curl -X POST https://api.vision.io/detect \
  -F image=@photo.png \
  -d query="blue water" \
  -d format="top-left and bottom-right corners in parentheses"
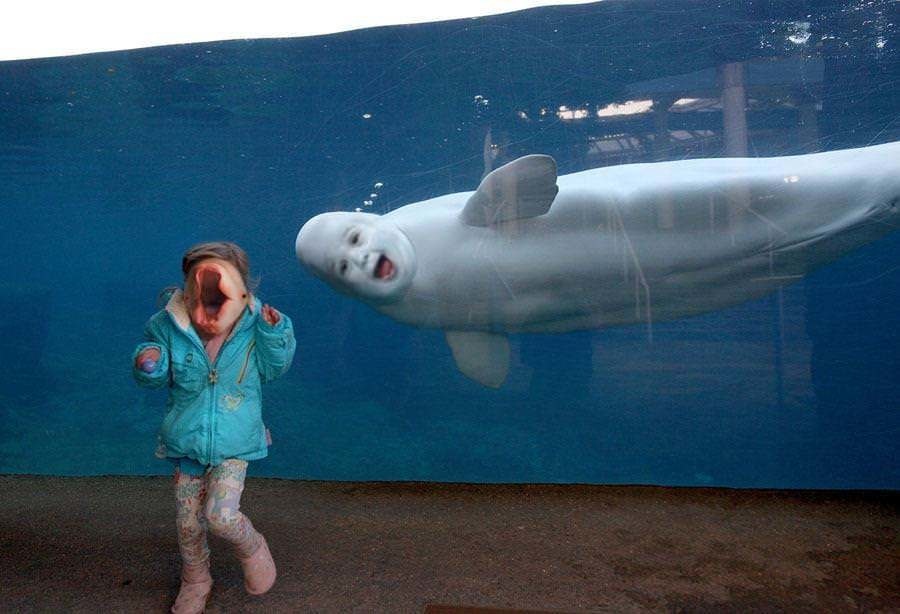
top-left (1, 1), bottom-right (898, 488)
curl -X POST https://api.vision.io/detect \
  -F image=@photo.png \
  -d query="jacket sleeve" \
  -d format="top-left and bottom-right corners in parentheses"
top-left (255, 311), bottom-right (296, 384)
top-left (132, 312), bottom-right (171, 389)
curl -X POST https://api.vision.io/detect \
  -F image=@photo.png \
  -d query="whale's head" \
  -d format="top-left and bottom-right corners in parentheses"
top-left (295, 211), bottom-right (417, 304)
top-left (183, 257), bottom-right (250, 337)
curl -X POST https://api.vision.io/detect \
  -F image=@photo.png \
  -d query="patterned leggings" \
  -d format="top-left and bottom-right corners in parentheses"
top-left (174, 459), bottom-right (262, 566)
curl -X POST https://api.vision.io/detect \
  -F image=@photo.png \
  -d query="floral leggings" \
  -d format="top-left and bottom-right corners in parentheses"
top-left (174, 459), bottom-right (262, 566)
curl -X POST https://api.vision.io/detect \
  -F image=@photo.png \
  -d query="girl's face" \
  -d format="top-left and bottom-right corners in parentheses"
top-left (184, 257), bottom-right (250, 336)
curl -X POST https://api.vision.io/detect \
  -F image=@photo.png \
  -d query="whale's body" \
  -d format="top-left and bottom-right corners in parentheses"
top-left (296, 142), bottom-right (900, 387)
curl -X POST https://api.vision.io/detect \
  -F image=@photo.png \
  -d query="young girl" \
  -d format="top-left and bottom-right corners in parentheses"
top-left (132, 242), bottom-right (296, 613)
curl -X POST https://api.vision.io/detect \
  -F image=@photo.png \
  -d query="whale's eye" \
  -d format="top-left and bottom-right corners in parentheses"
top-left (339, 260), bottom-right (349, 276)
top-left (349, 231), bottom-right (360, 246)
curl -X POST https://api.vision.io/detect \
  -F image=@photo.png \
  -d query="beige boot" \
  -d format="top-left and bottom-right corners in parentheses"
top-left (239, 534), bottom-right (276, 595)
top-left (171, 560), bottom-right (213, 614)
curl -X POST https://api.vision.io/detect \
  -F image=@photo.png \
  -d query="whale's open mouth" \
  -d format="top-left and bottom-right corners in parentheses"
top-left (374, 254), bottom-right (395, 280)
top-left (197, 268), bottom-right (228, 321)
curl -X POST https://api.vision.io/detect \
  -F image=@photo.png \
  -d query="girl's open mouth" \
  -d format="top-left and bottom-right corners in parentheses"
top-left (374, 254), bottom-right (395, 280)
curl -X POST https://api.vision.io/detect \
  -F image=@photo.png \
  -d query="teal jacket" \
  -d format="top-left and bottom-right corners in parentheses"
top-left (132, 289), bottom-right (296, 466)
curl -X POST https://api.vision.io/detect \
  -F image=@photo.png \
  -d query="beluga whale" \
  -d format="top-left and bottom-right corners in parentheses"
top-left (295, 141), bottom-right (900, 388)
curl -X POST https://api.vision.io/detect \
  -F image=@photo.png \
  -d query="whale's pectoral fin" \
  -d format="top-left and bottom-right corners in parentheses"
top-left (445, 331), bottom-right (510, 388)
top-left (460, 154), bottom-right (559, 227)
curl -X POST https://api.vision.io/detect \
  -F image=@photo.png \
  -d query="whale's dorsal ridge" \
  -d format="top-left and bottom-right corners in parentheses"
top-left (460, 154), bottom-right (559, 227)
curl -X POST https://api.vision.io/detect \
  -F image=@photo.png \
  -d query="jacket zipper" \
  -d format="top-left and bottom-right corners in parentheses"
top-left (208, 369), bottom-right (217, 463)
top-left (206, 312), bottom-right (248, 463)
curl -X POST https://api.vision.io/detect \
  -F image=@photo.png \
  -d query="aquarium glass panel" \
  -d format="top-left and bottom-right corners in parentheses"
top-left (1, 1), bottom-right (898, 488)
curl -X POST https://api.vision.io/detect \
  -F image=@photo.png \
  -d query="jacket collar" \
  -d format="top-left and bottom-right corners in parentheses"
top-left (165, 288), bottom-right (259, 333)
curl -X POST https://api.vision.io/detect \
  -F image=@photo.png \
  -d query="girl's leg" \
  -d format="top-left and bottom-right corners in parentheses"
top-left (202, 459), bottom-right (259, 556)
top-left (174, 468), bottom-right (211, 566)
top-left (204, 459), bottom-right (276, 594)
top-left (172, 469), bottom-right (213, 613)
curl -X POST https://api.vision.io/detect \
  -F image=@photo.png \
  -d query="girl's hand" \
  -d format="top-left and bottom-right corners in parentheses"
top-left (261, 304), bottom-right (281, 326)
top-left (135, 347), bottom-right (161, 372)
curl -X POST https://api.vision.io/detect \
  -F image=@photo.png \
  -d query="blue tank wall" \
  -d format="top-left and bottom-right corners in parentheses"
top-left (0, 0), bottom-right (897, 488)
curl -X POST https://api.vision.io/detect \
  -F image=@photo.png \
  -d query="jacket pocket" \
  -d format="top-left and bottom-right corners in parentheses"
top-left (236, 340), bottom-right (256, 385)
top-left (217, 406), bottom-right (265, 459)
top-left (170, 351), bottom-right (206, 393)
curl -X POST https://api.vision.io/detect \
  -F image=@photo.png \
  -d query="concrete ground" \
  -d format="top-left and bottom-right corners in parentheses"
top-left (0, 475), bottom-right (897, 613)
